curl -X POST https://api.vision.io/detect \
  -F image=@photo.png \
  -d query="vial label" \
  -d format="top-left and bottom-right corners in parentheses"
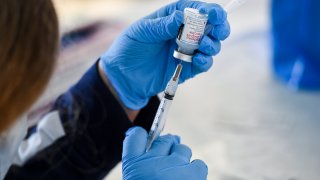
top-left (180, 8), bottom-right (208, 45)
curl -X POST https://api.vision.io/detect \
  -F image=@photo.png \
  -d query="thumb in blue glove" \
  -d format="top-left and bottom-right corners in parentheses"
top-left (101, 1), bottom-right (230, 110)
top-left (122, 127), bottom-right (208, 180)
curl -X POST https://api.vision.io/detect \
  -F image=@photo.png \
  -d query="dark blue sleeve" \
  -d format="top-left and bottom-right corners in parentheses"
top-left (5, 61), bottom-right (160, 180)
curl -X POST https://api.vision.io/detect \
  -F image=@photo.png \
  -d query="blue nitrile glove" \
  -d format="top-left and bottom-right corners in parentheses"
top-left (100, 0), bottom-right (230, 110)
top-left (122, 127), bottom-right (208, 180)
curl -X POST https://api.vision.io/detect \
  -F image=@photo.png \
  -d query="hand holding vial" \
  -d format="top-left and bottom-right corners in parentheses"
top-left (173, 0), bottom-right (247, 62)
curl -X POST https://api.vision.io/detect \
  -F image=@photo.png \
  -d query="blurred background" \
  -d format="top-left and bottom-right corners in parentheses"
top-left (32, 0), bottom-right (320, 179)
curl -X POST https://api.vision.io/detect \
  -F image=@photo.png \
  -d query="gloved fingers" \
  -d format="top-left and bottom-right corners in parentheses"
top-left (140, 1), bottom-right (229, 42)
top-left (176, 1), bottom-right (209, 13)
top-left (198, 36), bottom-right (221, 56)
top-left (177, 54), bottom-right (213, 82)
top-left (122, 127), bottom-right (148, 160)
top-left (209, 21), bottom-right (231, 41)
top-left (148, 134), bottom-right (180, 156)
top-left (199, 3), bottom-right (227, 25)
top-left (187, 159), bottom-right (209, 179)
top-left (146, 1), bottom-right (207, 19)
top-left (170, 144), bottom-right (192, 164)
top-left (173, 1), bottom-right (227, 25)
top-left (192, 53), bottom-right (214, 74)
top-left (131, 10), bottom-right (183, 43)
top-left (146, 0), bottom-right (208, 18)
top-left (171, 159), bottom-right (208, 180)
top-left (146, 1), bottom-right (227, 24)
top-left (180, 2), bottom-right (230, 40)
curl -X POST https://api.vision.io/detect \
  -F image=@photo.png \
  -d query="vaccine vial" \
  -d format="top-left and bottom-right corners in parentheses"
top-left (173, 8), bottom-right (208, 62)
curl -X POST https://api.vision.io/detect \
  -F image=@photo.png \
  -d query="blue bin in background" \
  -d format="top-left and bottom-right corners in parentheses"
top-left (271, 0), bottom-right (320, 90)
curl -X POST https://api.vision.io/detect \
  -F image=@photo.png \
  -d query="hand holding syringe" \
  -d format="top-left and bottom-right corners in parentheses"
top-left (145, 0), bottom-right (247, 152)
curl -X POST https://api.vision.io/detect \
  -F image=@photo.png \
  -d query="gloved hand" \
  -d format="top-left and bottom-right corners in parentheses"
top-left (100, 0), bottom-right (231, 110)
top-left (122, 127), bottom-right (208, 180)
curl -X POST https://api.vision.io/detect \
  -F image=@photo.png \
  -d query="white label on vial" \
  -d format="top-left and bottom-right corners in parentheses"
top-left (180, 8), bottom-right (208, 45)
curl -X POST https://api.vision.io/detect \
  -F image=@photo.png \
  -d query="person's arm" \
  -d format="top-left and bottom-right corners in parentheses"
top-left (97, 60), bottom-right (140, 121)
top-left (5, 61), bottom-right (159, 180)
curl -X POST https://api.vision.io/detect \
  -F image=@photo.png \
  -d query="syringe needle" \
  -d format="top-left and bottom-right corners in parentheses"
top-left (173, 64), bottom-right (182, 82)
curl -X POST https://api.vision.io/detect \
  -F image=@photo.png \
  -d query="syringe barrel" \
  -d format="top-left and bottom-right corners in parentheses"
top-left (145, 97), bottom-right (173, 151)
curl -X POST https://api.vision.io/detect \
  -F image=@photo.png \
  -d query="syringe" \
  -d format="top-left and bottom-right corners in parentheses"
top-left (145, 0), bottom-right (246, 151)
top-left (225, 0), bottom-right (247, 13)
top-left (145, 64), bottom-right (182, 152)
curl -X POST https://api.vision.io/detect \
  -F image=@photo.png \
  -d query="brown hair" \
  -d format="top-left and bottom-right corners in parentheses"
top-left (0, 0), bottom-right (59, 132)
